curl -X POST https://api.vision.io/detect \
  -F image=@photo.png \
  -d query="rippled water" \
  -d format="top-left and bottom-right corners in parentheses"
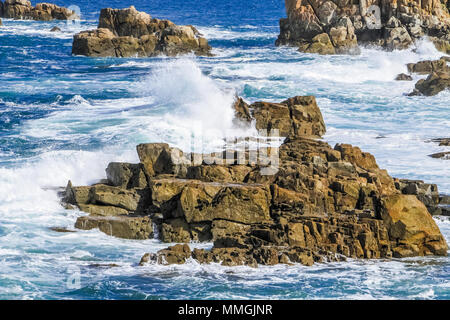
top-left (0, 0), bottom-right (449, 299)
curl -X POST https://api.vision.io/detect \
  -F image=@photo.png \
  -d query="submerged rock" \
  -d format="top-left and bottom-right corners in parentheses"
top-left (0, 1), bottom-right (79, 20)
top-left (62, 95), bottom-right (448, 267)
top-left (277, 0), bottom-right (450, 54)
top-left (72, 6), bottom-right (211, 58)
top-left (233, 95), bottom-right (326, 138)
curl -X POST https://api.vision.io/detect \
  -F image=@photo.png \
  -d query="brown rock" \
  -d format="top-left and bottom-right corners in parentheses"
top-left (381, 195), bottom-right (448, 257)
top-left (72, 6), bottom-right (211, 58)
top-left (75, 215), bottom-right (153, 239)
top-left (249, 95), bottom-right (326, 138)
top-left (395, 73), bottom-right (413, 81)
top-left (407, 59), bottom-right (448, 75)
top-left (155, 244), bottom-right (191, 265)
top-left (1, 1), bottom-right (78, 20)
top-left (413, 71), bottom-right (450, 96)
top-left (277, 0), bottom-right (450, 54)
top-left (106, 162), bottom-right (147, 189)
top-left (428, 151), bottom-right (450, 160)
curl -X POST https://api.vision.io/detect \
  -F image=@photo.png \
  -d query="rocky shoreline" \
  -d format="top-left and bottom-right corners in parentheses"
top-left (60, 95), bottom-right (448, 268)
top-left (277, 0), bottom-right (450, 54)
top-left (0, 0), bottom-right (78, 21)
top-left (72, 6), bottom-right (212, 58)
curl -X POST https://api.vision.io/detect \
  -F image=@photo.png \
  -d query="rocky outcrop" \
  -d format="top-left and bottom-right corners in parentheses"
top-left (405, 57), bottom-right (450, 96)
top-left (395, 179), bottom-right (444, 215)
top-left (72, 6), bottom-right (211, 58)
top-left (429, 151), bottom-right (450, 159)
top-left (277, 0), bottom-right (450, 54)
top-left (233, 95), bottom-right (326, 138)
top-left (62, 95), bottom-right (448, 267)
top-left (0, 1), bottom-right (79, 20)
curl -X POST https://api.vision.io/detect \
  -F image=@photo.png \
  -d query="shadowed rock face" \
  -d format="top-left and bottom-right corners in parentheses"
top-left (72, 6), bottom-right (212, 58)
top-left (0, 1), bottom-right (79, 20)
top-left (277, 0), bottom-right (450, 54)
top-left (61, 95), bottom-right (448, 267)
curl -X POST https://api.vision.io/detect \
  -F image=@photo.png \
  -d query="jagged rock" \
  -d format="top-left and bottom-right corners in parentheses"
top-left (234, 96), bottom-right (326, 138)
top-left (277, 0), bottom-right (450, 54)
top-left (300, 33), bottom-right (336, 55)
top-left (0, 18), bottom-right (3, 26)
top-left (49, 227), bottom-right (76, 233)
top-left (413, 71), bottom-right (450, 96)
top-left (75, 215), bottom-right (153, 240)
top-left (395, 179), bottom-right (441, 215)
top-left (405, 58), bottom-right (450, 96)
top-left (62, 95), bottom-right (448, 267)
top-left (381, 195), bottom-right (448, 257)
top-left (50, 26), bottom-right (61, 32)
top-left (72, 6), bottom-right (211, 58)
top-left (395, 73), bottom-right (413, 81)
top-left (0, 1), bottom-right (78, 20)
top-left (430, 137), bottom-right (450, 146)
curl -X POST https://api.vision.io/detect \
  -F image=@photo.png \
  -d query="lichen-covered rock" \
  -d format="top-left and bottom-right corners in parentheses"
top-left (72, 6), bottom-right (211, 58)
top-left (0, 1), bottom-right (79, 20)
top-left (277, 0), bottom-right (450, 54)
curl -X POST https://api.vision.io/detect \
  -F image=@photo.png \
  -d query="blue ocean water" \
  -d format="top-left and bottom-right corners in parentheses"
top-left (0, 0), bottom-right (449, 299)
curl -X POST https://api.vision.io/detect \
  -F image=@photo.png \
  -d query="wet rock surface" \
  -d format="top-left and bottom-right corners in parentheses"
top-left (277, 0), bottom-right (450, 54)
top-left (72, 6), bottom-right (212, 58)
top-left (61, 95), bottom-right (448, 267)
top-left (0, 1), bottom-right (79, 20)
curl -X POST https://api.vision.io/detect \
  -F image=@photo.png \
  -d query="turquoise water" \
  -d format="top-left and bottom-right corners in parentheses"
top-left (0, 0), bottom-right (449, 299)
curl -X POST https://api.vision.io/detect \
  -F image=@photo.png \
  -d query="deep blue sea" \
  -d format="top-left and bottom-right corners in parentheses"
top-left (0, 0), bottom-right (449, 299)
